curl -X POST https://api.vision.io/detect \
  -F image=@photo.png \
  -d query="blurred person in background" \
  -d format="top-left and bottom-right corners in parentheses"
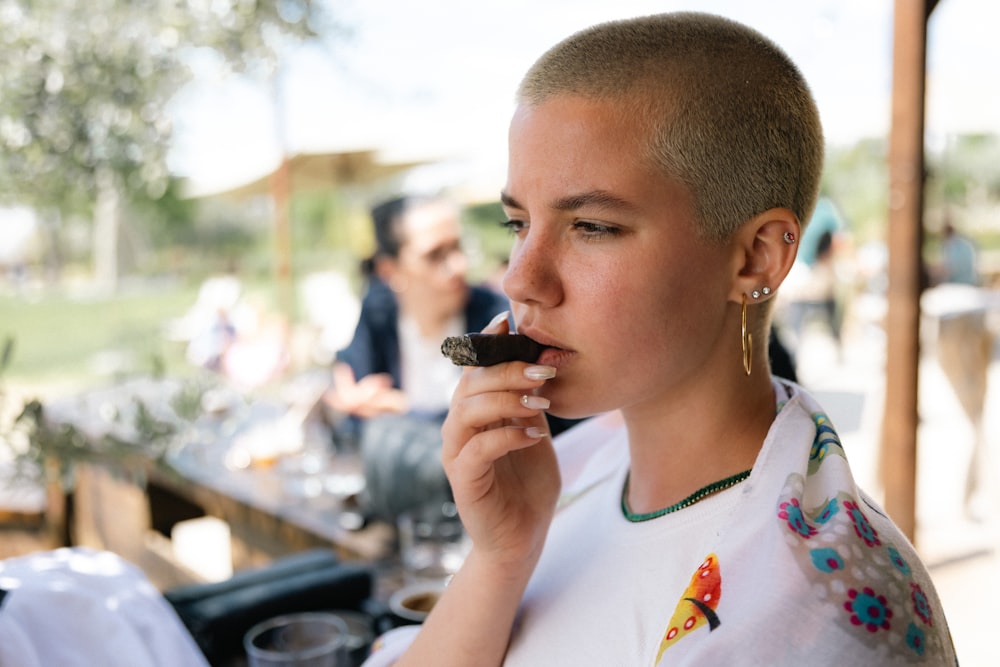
top-left (325, 194), bottom-right (509, 423)
top-left (934, 217), bottom-right (979, 286)
top-left (323, 195), bottom-right (513, 522)
top-left (924, 215), bottom-right (994, 519)
top-left (777, 197), bottom-right (848, 359)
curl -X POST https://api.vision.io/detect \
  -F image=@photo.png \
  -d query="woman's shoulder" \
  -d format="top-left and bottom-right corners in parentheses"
top-left (755, 382), bottom-right (957, 664)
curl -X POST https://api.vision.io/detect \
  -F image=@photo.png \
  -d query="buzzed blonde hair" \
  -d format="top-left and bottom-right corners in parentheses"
top-left (517, 12), bottom-right (824, 242)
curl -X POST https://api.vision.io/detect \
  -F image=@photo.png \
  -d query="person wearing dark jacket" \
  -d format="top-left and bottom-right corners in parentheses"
top-left (327, 195), bottom-right (510, 421)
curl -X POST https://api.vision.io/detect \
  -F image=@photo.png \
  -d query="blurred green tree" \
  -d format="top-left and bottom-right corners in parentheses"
top-left (0, 0), bottom-right (339, 289)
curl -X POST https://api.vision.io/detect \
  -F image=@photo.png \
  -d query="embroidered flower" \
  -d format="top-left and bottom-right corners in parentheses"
top-left (809, 547), bottom-right (844, 573)
top-left (778, 497), bottom-right (817, 538)
top-left (843, 500), bottom-right (880, 547)
top-left (814, 498), bottom-right (839, 524)
top-left (888, 546), bottom-right (911, 576)
top-left (844, 587), bottom-right (892, 632)
top-left (906, 622), bottom-right (926, 656)
top-left (911, 583), bottom-right (932, 625)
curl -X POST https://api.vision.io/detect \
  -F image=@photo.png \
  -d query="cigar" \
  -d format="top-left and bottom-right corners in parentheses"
top-left (441, 333), bottom-right (547, 366)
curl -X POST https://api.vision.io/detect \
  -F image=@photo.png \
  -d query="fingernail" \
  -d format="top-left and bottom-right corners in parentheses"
top-left (520, 394), bottom-right (550, 410)
top-left (486, 310), bottom-right (510, 329)
top-left (524, 426), bottom-right (548, 439)
top-left (524, 365), bottom-right (556, 380)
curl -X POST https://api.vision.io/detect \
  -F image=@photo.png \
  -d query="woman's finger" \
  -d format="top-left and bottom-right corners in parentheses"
top-left (453, 361), bottom-right (556, 402)
top-left (444, 424), bottom-right (549, 497)
top-left (442, 390), bottom-right (550, 459)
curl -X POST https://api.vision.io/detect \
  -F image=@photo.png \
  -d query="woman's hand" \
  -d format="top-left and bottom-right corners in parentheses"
top-left (396, 315), bottom-right (562, 667)
top-left (440, 316), bottom-right (561, 572)
top-left (324, 363), bottom-right (408, 418)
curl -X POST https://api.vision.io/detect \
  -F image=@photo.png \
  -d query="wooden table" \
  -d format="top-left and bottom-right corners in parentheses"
top-left (37, 377), bottom-right (394, 590)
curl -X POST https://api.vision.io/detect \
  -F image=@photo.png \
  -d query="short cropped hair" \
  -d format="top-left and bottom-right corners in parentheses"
top-left (517, 12), bottom-right (824, 242)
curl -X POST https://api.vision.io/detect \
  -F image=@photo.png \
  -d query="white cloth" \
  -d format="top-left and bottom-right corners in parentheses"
top-left (0, 547), bottom-right (210, 667)
top-left (397, 314), bottom-right (464, 414)
top-left (365, 381), bottom-right (957, 666)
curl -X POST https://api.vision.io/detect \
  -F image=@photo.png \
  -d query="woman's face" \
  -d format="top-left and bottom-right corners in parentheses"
top-left (391, 200), bottom-right (470, 319)
top-left (501, 96), bottom-right (737, 419)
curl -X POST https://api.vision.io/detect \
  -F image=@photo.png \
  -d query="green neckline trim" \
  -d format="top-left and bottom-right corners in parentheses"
top-left (621, 468), bottom-right (753, 522)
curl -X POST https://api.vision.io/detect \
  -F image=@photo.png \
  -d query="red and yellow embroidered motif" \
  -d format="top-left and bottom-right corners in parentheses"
top-left (655, 553), bottom-right (722, 662)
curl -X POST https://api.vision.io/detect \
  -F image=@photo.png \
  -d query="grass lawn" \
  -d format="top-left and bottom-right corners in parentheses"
top-left (0, 282), bottom-right (201, 399)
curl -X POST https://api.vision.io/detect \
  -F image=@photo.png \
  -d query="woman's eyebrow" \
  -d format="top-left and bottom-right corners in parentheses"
top-left (551, 190), bottom-right (636, 213)
top-left (499, 191), bottom-right (521, 209)
top-left (500, 189), bottom-right (637, 213)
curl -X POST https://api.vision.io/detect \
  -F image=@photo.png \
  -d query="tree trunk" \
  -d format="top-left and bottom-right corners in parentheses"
top-left (93, 166), bottom-right (121, 293)
top-left (39, 208), bottom-right (64, 286)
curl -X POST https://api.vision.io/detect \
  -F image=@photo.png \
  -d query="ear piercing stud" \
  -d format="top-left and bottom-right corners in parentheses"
top-left (783, 231), bottom-right (796, 245)
top-left (751, 287), bottom-right (771, 299)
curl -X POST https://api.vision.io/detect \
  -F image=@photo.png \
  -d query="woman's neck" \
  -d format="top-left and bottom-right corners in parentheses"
top-left (401, 307), bottom-right (456, 341)
top-left (621, 374), bottom-right (776, 515)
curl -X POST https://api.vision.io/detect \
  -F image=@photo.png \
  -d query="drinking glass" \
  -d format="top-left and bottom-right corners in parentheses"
top-left (244, 612), bottom-right (350, 667)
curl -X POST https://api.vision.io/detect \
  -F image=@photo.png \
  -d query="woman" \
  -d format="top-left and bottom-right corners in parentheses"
top-left (325, 196), bottom-right (512, 520)
top-left (370, 12), bottom-right (955, 666)
top-left (328, 195), bottom-right (509, 421)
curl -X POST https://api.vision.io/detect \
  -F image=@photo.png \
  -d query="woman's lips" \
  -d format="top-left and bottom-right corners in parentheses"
top-left (517, 329), bottom-right (573, 368)
top-left (535, 346), bottom-right (573, 368)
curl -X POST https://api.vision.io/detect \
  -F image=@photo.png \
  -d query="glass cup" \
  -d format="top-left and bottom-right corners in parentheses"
top-left (244, 612), bottom-right (350, 667)
top-left (389, 581), bottom-right (447, 625)
top-left (396, 502), bottom-right (470, 585)
top-left (327, 610), bottom-right (375, 667)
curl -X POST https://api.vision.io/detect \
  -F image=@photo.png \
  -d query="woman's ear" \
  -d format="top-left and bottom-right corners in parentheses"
top-left (729, 207), bottom-right (801, 303)
top-left (375, 256), bottom-right (407, 293)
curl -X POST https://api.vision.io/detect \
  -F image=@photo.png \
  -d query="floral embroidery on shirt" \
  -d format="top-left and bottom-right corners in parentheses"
top-left (778, 497), bottom-right (817, 537)
top-left (911, 583), bottom-right (933, 626)
top-left (907, 623), bottom-right (928, 656)
top-left (844, 586), bottom-right (893, 632)
top-left (889, 546), bottom-right (912, 576)
top-left (774, 412), bottom-right (950, 662)
top-left (843, 500), bottom-right (881, 547)
top-left (810, 547), bottom-right (845, 573)
top-left (814, 497), bottom-right (839, 524)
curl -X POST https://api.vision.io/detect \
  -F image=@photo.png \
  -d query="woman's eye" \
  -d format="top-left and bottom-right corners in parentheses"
top-left (574, 221), bottom-right (618, 239)
top-left (501, 219), bottom-right (526, 234)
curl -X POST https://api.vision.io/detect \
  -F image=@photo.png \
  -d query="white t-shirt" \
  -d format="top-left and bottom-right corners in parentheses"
top-left (398, 315), bottom-right (464, 415)
top-left (366, 381), bottom-right (957, 666)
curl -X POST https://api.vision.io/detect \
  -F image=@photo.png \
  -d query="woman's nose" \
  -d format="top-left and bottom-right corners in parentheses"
top-left (434, 247), bottom-right (466, 280)
top-left (501, 231), bottom-right (562, 307)
top-left (448, 248), bottom-right (468, 277)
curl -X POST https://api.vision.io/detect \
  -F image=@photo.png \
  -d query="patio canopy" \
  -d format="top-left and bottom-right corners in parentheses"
top-left (184, 149), bottom-right (425, 200)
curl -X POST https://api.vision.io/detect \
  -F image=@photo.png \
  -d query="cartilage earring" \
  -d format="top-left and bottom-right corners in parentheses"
top-left (751, 289), bottom-right (761, 299)
top-left (741, 293), bottom-right (752, 376)
top-left (762, 286), bottom-right (771, 296)
top-left (783, 231), bottom-right (796, 245)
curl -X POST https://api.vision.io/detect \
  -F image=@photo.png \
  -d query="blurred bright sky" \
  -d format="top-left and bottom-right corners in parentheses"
top-left (166, 0), bottom-right (1000, 198)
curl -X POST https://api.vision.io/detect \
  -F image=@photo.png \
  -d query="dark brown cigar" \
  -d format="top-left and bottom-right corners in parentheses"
top-left (441, 333), bottom-right (547, 366)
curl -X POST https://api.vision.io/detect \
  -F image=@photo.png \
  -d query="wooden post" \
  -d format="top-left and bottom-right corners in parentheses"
top-left (270, 155), bottom-right (295, 322)
top-left (881, 0), bottom-right (938, 543)
top-left (270, 65), bottom-right (295, 325)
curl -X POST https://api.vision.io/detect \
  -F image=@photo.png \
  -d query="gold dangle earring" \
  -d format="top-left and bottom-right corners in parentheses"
top-left (741, 293), bottom-right (752, 376)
